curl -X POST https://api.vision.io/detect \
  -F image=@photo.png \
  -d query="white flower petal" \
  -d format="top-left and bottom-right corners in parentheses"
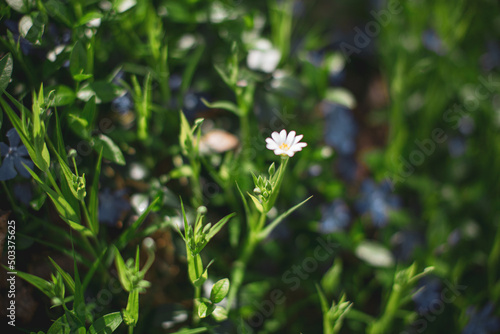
top-left (285, 131), bottom-right (296, 146)
top-left (279, 129), bottom-right (287, 143)
top-left (292, 134), bottom-right (303, 146)
top-left (272, 131), bottom-right (282, 144)
top-left (266, 138), bottom-right (279, 150)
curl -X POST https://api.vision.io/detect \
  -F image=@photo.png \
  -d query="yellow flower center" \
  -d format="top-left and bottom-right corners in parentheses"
top-left (279, 143), bottom-right (289, 150)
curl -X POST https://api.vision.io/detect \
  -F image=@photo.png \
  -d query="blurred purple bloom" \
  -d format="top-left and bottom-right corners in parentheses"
top-left (112, 93), bottom-right (134, 114)
top-left (0, 129), bottom-right (34, 181)
top-left (458, 116), bottom-right (475, 136)
top-left (463, 303), bottom-right (500, 334)
top-left (422, 29), bottom-right (446, 55)
top-left (448, 229), bottom-right (461, 246)
top-left (356, 179), bottom-right (400, 227)
top-left (47, 23), bottom-right (71, 45)
top-left (98, 188), bottom-right (130, 226)
top-left (448, 136), bottom-right (466, 158)
top-left (13, 182), bottom-right (33, 205)
top-left (336, 154), bottom-right (358, 181)
top-left (319, 199), bottom-right (350, 233)
top-left (307, 51), bottom-right (324, 67)
top-left (329, 68), bottom-right (346, 87)
top-left (481, 41), bottom-right (500, 72)
top-left (412, 277), bottom-right (442, 315)
top-left (169, 74), bottom-right (183, 91)
top-left (322, 102), bottom-right (358, 155)
top-left (293, 0), bottom-right (306, 17)
top-left (112, 71), bottom-right (126, 85)
top-left (391, 230), bottom-right (424, 261)
top-left (183, 92), bottom-right (208, 120)
top-left (4, 20), bottom-right (34, 55)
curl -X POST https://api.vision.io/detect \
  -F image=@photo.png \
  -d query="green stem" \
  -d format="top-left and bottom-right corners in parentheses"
top-left (2, 181), bottom-right (22, 215)
top-left (368, 283), bottom-right (402, 334)
top-left (190, 158), bottom-right (203, 207)
top-left (239, 111), bottom-right (251, 162)
top-left (227, 236), bottom-right (257, 310)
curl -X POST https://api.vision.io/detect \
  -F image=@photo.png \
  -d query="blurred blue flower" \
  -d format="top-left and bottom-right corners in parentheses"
top-left (112, 93), bottom-right (134, 114)
top-left (336, 154), bottom-right (358, 182)
top-left (0, 129), bottom-right (34, 181)
top-left (322, 102), bottom-right (358, 155)
top-left (112, 71), bottom-right (126, 85)
top-left (448, 136), bottom-right (466, 158)
top-left (183, 92), bottom-right (209, 120)
top-left (169, 74), bottom-right (183, 91)
top-left (422, 29), bottom-right (447, 55)
top-left (13, 182), bottom-right (33, 205)
top-left (4, 20), bottom-right (34, 56)
top-left (319, 199), bottom-right (351, 233)
top-left (458, 116), bottom-right (475, 136)
top-left (463, 303), bottom-right (500, 334)
top-left (391, 230), bottom-right (424, 261)
top-left (356, 179), bottom-right (400, 227)
top-left (448, 229), bottom-right (461, 246)
top-left (47, 23), bottom-right (71, 46)
top-left (307, 51), bottom-right (324, 67)
top-left (293, 0), bottom-right (306, 17)
top-left (98, 188), bottom-right (130, 226)
top-left (412, 277), bottom-right (442, 315)
top-left (329, 68), bottom-right (346, 87)
top-left (481, 41), bottom-right (500, 72)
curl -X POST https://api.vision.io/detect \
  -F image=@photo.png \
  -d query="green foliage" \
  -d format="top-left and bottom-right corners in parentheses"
top-left (1, 0), bottom-right (499, 333)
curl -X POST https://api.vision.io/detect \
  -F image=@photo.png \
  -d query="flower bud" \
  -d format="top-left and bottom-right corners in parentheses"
top-left (197, 206), bottom-right (207, 215)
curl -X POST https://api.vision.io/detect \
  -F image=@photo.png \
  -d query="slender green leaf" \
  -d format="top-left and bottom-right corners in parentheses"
top-left (113, 247), bottom-right (132, 292)
top-left (115, 196), bottom-right (160, 250)
top-left (258, 196), bottom-right (313, 240)
top-left (180, 43), bottom-right (205, 98)
top-left (48, 257), bottom-right (75, 294)
top-left (5, 266), bottom-right (53, 298)
top-left (206, 213), bottom-right (235, 242)
top-left (247, 193), bottom-right (264, 213)
top-left (23, 163), bottom-right (83, 227)
top-left (73, 252), bottom-right (85, 324)
top-left (88, 147), bottom-right (103, 235)
top-left (201, 98), bottom-right (240, 116)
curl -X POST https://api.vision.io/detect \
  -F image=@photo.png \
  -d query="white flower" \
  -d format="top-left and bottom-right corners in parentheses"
top-left (266, 130), bottom-right (307, 157)
top-left (247, 39), bottom-right (281, 73)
